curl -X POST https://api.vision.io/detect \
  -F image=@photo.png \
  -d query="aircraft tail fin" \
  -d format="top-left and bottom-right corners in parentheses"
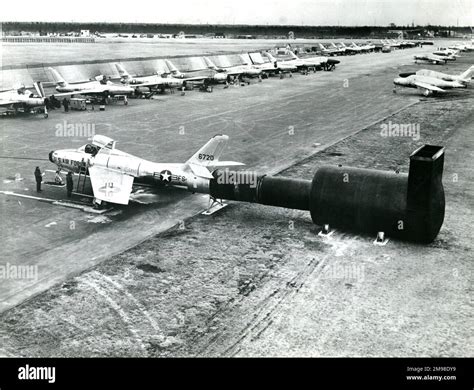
top-left (184, 135), bottom-right (243, 178)
top-left (115, 63), bottom-right (130, 80)
top-left (459, 65), bottom-right (474, 80)
top-left (164, 60), bottom-right (182, 76)
top-left (264, 52), bottom-right (277, 63)
top-left (185, 135), bottom-right (229, 168)
top-left (33, 81), bottom-right (46, 98)
top-left (288, 50), bottom-right (298, 59)
top-left (48, 67), bottom-right (68, 87)
top-left (239, 54), bottom-right (250, 65)
top-left (203, 57), bottom-right (218, 70)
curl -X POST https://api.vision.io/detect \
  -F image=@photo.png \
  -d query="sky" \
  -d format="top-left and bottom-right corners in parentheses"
top-left (0, 0), bottom-right (472, 26)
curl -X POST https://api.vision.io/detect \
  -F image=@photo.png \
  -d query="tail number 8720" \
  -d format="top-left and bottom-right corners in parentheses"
top-left (198, 154), bottom-right (214, 161)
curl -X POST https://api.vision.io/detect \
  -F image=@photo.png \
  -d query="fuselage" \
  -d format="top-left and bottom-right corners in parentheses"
top-left (393, 75), bottom-right (466, 89)
top-left (49, 145), bottom-right (190, 188)
top-left (56, 80), bottom-right (134, 95)
top-left (0, 89), bottom-right (45, 107)
top-left (416, 69), bottom-right (471, 84)
top-left (413, 54), bottom-right (448, 64)
top-left (122, 74), bottom-right (184, 89)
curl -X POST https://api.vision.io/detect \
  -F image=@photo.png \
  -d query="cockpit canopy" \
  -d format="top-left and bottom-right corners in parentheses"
top-left (92, 135), bottom-right (116, 150)
top-left (78, 144), bottom-right (100, 155)
top-left (77, 135), bottom-right (115, 155)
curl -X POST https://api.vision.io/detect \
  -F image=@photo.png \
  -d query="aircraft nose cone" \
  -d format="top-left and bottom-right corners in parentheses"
top-left (399, 72), bottom-right (415, 78)
top-left (49, 151), bottom-right (55, 163)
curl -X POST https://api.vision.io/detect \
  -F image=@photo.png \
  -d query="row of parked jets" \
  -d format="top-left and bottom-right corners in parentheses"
top-left (395, 42), bottom-right (474, 96)
top-left (315, 40), bottom-right (419, 55)
top-left (1, 41), bottom-right (472, 117)
top-left (0, 50), bottom-right (341, 118)
top-left (413, 42), bottom-right (474, 65)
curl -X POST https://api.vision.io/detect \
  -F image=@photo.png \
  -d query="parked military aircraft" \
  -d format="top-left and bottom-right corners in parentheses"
top-left (432, 49), bottom-right (459, 59)
top-left (317, 43), bottom-right (344, 56)
top-left (0, 82), bottom-right (48, 117)
top-left (203, 57), bottom-right (262, 80)
top-left (329, 42), bottom-right (347, 55)
top-left (338, 42), bottom-right (362, 54)
top-left (281, 51), bottom-right (339, 71)
top-left (286, 50), bottom-right (326, 70)
top-left (262, 52), bottom-right (298, 73)
top-left (399, 65), bottom-right (474, 85)
top-left (459, 42), bottom-right (474, 51)
top-left (49, 134), bottom-right (244, 205)
top-left (164, 59), bottom-right (228, 85)
top-left (48, 67), bottom-right (135, 97)
top-left (413, 54), bottom-right (449, 65)
top-left (115, 64), bottom-right (184, 91)
top-left (393, 74), bottom-right (467, 96)
top-left (238, 54), bottom-right (279, 77)
top-left (351, 42), bottom-right (374, 53)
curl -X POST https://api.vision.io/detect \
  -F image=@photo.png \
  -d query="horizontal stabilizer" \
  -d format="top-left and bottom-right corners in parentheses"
top-left (209, 161), bottom-right (245, 167)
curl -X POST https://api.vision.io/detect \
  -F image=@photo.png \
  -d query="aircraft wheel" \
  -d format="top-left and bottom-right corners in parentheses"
top-left (44, 113), bottom-right (49, 118)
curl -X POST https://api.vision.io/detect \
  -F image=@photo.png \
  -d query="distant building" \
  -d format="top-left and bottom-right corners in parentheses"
top-left (80, 30), bottom-right (90, 37)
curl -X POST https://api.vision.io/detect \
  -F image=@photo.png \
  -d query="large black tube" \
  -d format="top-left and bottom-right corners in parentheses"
top-left (309, 167), bottom-right (408, 236)
top-left (308, 145), bottom-right (445, 242)
top-left (258, 176), bottom-right (311, 210)
top-left (208, 145), bottom-right (445, 243)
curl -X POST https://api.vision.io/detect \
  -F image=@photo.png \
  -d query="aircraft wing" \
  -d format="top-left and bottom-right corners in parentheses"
top-left (413, 81), bottom-right (446, 93)
top-left (131, 80), bottom-right (162, 88)
top-left (52, 89), bottom-right (108, 97)
top-left (0, 100), bottom-right (20, 106)
top-left (183, 76), bottom-right (211, 81)
top-left (89, 165), bottom-right (134, 205)
top-left (209, 161), bottom-right (245, 167)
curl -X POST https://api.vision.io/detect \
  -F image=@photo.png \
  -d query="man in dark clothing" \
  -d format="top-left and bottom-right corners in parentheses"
top-left (63, 98), bottom-right (69, 112)
top-left (66, 172), bottom-right (74, 198)
top-left (50, 95), bottom-right (59, 109)
top-left (34, 167), bottom-right (43, 193)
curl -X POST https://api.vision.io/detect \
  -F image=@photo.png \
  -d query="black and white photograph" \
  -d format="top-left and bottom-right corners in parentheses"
top-left (0, 0), bottom-right (472, 386)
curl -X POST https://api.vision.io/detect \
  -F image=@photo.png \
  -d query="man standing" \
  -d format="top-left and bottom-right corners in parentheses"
top-left (66, 172), bottom-right (74, 198)
top-left (63, 98), bottom-right (69, 112)
top-left (34, 167), bottom-right (43, 193)
top-left (54, 169), bottom-right (64, 185)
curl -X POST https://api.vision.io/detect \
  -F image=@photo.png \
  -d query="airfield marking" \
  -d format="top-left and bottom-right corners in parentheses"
top-left (0, 190), bottom-right (105, 213)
